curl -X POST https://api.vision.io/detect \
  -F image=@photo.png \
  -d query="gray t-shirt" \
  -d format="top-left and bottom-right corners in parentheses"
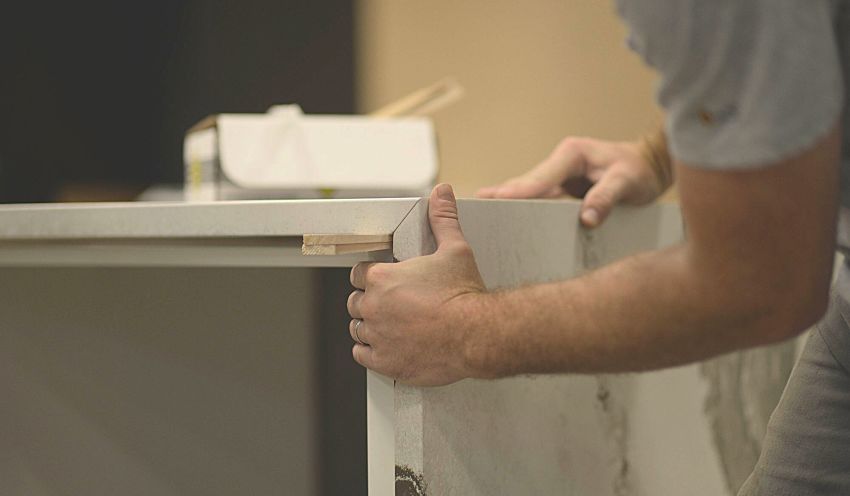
top-left (616, 0), bottom-right (850, 366)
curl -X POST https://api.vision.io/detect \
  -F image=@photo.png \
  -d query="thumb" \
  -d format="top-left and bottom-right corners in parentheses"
top-left (429, 183), bottom-right (467, 248)
top-left (580, 173), bottom-right (628, 228)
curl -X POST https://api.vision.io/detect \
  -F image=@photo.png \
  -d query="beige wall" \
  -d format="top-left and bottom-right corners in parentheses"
top-left (356, 0), bottom-right (662, 197)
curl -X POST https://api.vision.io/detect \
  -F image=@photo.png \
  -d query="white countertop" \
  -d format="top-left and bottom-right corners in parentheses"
top-left (0, 199), bottom-right (421, 267)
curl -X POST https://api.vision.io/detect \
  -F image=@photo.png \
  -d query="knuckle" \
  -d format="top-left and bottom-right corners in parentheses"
top-left (557, 136), bottom-right (577, 151)
top-left (588, 191), bottom-right (611, 206)
top-left (446, 242), bottom-right (474, 258)
top-left (431, 202), bottom-right (459, 219)
top-left (366, 264), bottom-right (383, 281)
top-left (346, 291), bottom-right (361, 314)
top-left (366, 264), bottom-right (390, 285)
top-left (556, 136), bottom-right (584, 155)
top-left (354, 345), bottom-right (377, 369)
top-left (359, 297), bottom-right (375, 318)
top-left (349, 264), bottom-right (361, 286)
top-left (588, 183), bottom-right (617, 205)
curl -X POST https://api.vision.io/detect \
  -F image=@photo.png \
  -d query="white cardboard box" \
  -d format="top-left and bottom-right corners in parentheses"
top-left (183, 105), bottom-right (439, 201)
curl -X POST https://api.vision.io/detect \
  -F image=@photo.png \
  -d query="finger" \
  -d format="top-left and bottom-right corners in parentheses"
top-left (429, 183), bottom-right (467, 248)
top-left (350, 262), bottom-right (376, 289)
top-left (580, 171), bottom-right (630, 228)
top-left (478, 139), bottom-right (588, 200)
top-left (347, 290), bottom-right (365, 318)
top-left (491, 140), bottom-right (588, 199)
top-left (352, 343), bottom-right (376, 369)
top-left (493, 180), bottom-right (561, 199)
top-left (477, 181), bottom-right (555, 199)
top-left (475, 185), bottom-right (499, 198)
top-left (349, 318), bottom-right (369, 345)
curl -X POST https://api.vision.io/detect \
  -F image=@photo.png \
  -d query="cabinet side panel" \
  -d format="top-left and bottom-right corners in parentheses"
top-left (416, 201), bottom-right (740, 495)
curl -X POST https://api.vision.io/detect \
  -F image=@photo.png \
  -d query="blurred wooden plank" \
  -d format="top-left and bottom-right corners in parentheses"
top-left (302, 241), bottom-right (391, 256)
top-left (303, 233), bottom-right (392, 246)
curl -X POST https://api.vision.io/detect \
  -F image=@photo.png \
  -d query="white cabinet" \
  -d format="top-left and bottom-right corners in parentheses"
top-left (0, 198), bottom-right (795, 495)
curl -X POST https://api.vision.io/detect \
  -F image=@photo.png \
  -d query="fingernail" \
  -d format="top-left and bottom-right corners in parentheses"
top-left (581, 208), bottom-right (599, 227)
top-left (436, 183), bottom-right (455, 201)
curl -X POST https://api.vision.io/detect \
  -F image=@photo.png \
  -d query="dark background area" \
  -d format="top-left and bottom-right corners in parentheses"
top-left (0, 2), bottom-right (365, 494)
top-left (0, 1), bottom-right (355, 202)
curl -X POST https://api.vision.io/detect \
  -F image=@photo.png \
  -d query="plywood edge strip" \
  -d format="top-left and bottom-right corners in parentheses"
top-left (302, 242), bottom-right (391, 256)
top-left (303, 233), bottom-right (392, 246)
top-left (301, 233), bottom-right (393, 256)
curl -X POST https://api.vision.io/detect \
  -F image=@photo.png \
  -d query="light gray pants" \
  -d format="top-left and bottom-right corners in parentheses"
top-left (738, 272), bottom-right (850, 495)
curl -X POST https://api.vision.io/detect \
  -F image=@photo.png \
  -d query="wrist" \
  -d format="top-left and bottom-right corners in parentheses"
top-left (455, 290), bottom-right (508, 380)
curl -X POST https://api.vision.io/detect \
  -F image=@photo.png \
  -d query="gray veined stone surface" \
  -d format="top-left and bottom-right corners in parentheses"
top-left (698, 254), bottom-right (844, 495)
top-left (594, 375), bottom-right (635, 496)
top-left (700, 340), bottom-right (797, 494)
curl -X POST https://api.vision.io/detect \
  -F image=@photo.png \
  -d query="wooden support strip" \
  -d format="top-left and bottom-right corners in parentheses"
top-left (302, 233), bottom-right (393, 256)
top-left (303, 233), bottom-right (392, 246)
top-left (302, 241), bottom-right (391, 256)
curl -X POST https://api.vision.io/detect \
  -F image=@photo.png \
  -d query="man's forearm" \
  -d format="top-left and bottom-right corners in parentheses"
top-left (464, 243), bottom-right (795, 378)
top-left (462, 123), bottom-right (840, 379)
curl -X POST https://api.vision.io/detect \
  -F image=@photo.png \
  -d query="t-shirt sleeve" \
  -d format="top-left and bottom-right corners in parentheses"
top-left (617, 0), bottom-right (843, 168)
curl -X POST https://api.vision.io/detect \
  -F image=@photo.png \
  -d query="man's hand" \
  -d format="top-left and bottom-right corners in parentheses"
top-left (476, 136), bottom-right (669, 227)
top-left (347, 183), bottom-right (487, 386)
